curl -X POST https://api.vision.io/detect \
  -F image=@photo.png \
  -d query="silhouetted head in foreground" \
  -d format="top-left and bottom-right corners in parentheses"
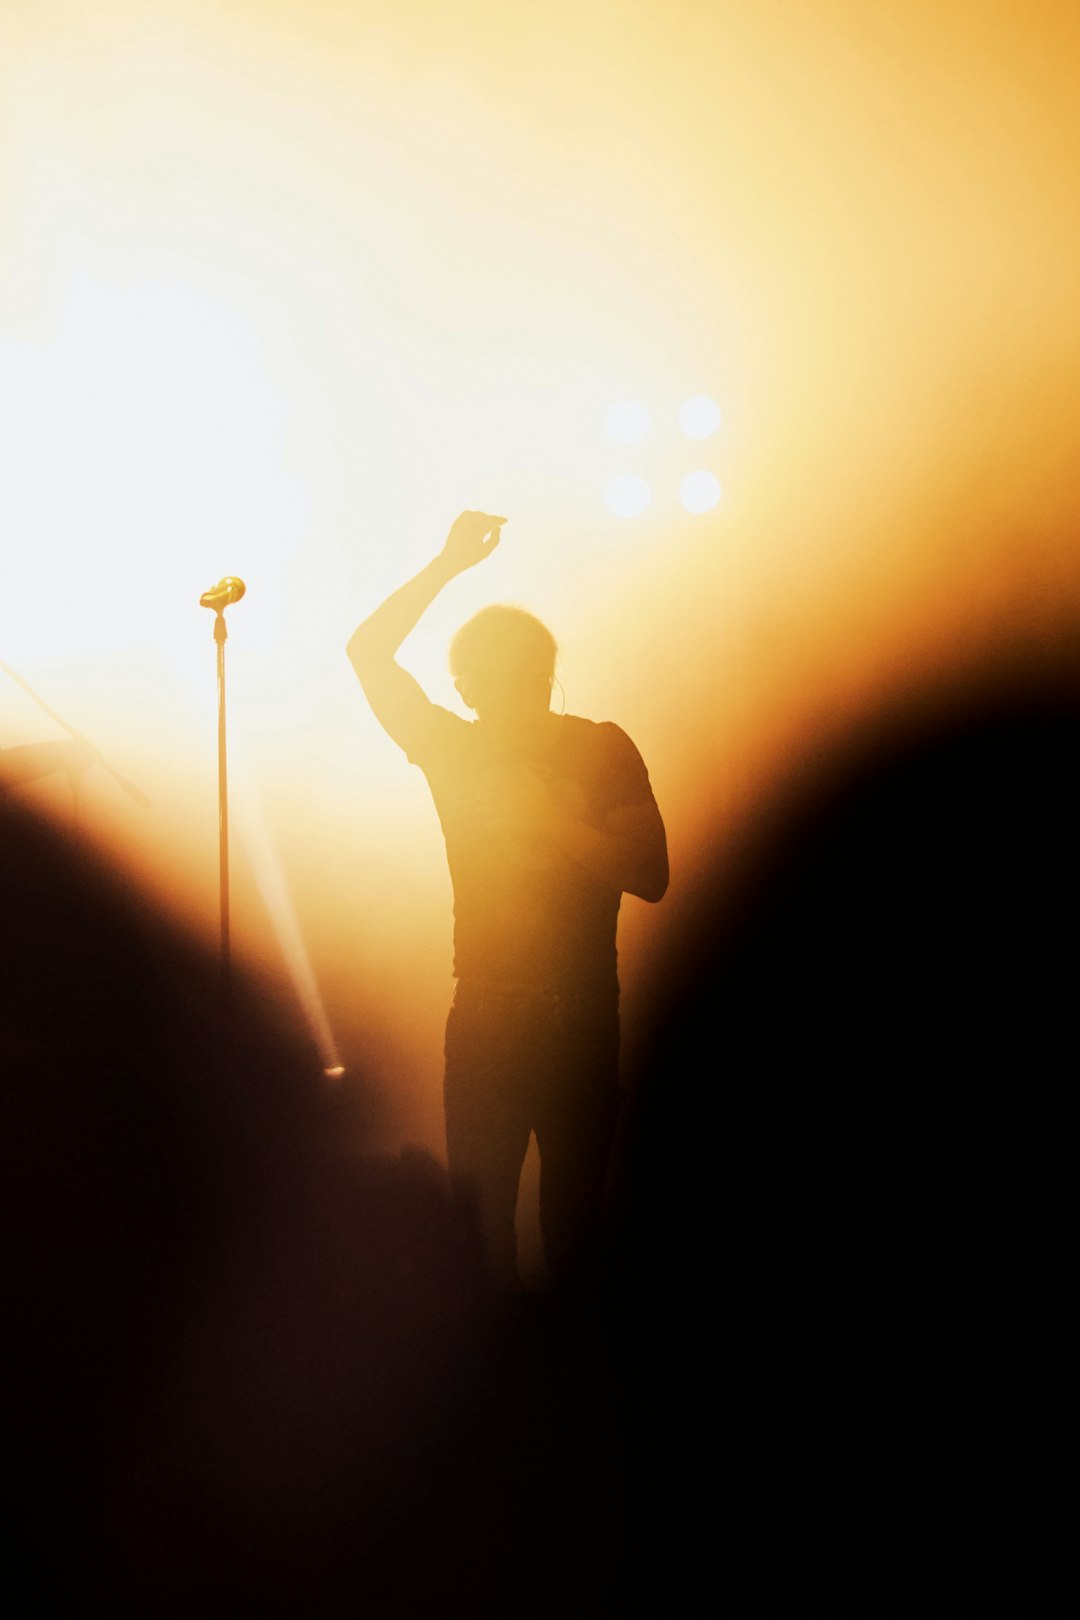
top-left (0, 794), bottom-right (561, 1615)
top-left (614, 637), bottom-right (1078, 1611)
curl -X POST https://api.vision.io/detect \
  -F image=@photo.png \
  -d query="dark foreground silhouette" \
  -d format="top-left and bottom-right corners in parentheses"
top-left (5, 627), bottom-right (1074, 1615)
top-left (1, 788), bottom-right (636, 1617)
top-left (613, 636), bottom-right (1077, 1610)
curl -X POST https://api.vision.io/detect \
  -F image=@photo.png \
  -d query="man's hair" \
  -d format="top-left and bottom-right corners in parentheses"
top-left (449, 605), bottom-right (558, 682)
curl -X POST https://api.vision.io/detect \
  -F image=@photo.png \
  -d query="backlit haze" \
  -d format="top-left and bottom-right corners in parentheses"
top-left (3, 2), bottom-right (1078, 1181)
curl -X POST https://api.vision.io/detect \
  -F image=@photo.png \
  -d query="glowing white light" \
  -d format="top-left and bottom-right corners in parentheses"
top-left (604, 400), bottom-right (652, 444)
top-left (606, 474), bottom-right (652, 518)
top-left (680, 471), bottom-right (722, 513)
top-left (678, 395), bottom-right (722, 439)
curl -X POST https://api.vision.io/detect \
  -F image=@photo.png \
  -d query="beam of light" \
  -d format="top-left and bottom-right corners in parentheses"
top-left (604, 399), bottom-right (652, 444)
top-left (679, 470), bottom-right (721, 513)
top-left (678, 395), bottom-right (722, 439)
top-left (605, 473), bottom-right (652, 518)
top-left (231, 768), bottom-right (345, 1079)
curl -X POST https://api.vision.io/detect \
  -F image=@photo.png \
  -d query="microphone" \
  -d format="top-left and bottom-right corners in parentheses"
top-left (199, 577), bottom-right (247, 611)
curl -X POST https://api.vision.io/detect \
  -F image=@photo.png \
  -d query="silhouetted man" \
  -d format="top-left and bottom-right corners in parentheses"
top-left (347, 510), bottom-right (668, 1291)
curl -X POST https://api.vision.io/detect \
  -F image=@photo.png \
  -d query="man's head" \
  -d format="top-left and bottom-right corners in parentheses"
top-left (450, 605), bottom-right (558, 729)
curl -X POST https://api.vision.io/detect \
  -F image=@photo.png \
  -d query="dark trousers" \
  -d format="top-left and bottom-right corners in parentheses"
top-left (444, 983), bottom-right (620, 1290)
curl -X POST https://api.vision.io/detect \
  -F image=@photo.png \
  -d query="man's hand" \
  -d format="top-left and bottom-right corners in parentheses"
top-left (440, 510), bottom-right (507, 576)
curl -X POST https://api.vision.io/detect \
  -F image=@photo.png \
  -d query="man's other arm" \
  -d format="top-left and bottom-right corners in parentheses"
top-left (486, 749), bottom-right (669, 902)
top-left (543, 794), bottom-right (668, 902)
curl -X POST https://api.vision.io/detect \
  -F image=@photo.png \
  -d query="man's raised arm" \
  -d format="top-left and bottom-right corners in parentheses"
top-left (346, 510), bottom-right (505, 744)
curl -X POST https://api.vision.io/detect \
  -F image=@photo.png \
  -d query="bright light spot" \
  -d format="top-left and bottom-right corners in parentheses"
top-left (678, 395), bottom-right (722, 439)
top-left (606, 474), bottom-right (652, 518)
top-left (604, 400), bottom-right (652, 444)
top-left (324, 1065), bottom-right (346, 1079)
top-left (680, 470), bottom-right (722, 513)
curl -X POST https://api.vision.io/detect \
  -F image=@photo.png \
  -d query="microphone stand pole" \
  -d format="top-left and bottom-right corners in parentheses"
top-left (213, 608), bottom-right (232, 1004)
top-left (199, 576), bottom-right (246, 1008)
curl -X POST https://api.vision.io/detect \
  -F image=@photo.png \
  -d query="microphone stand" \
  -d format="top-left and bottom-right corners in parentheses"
top-left (200, 577), bottom-right (246, 1006)
top-left (213, 607), bottom-right (232, 1003)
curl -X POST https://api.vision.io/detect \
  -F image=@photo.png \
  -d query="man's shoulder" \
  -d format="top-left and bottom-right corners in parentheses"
top-left (558, 713), bottom-right (643, 756)
top-left (557, 714), bottom-right (655, 798)
top-left (559, 713), bottom-right (626, 736)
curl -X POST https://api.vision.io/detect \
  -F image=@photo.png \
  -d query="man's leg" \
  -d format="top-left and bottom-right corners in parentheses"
top-left (533, 998), bottom-right (621, 1290)
top-left (443, 989), bottom-right (534, 1291)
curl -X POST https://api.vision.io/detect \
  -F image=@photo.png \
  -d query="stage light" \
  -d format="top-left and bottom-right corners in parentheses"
top-left (680, 470), bottom-right (722, 513)
top-left (606, 474), bottom-right (652, 518)
top-left (604, 400), bottom-right (652, 444)
top-left (678, 395), bottom-right (722, 440)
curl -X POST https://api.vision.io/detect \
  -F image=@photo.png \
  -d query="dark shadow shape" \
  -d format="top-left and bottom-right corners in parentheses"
top-left (612, 640), bottom-right (1078, 1611)
top-left (1, 794), bottom-right (618, 1617)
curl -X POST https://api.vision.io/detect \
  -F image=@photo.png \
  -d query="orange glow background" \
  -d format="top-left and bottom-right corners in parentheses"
top-left (4, 4), bottom-right (1078, 1240)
